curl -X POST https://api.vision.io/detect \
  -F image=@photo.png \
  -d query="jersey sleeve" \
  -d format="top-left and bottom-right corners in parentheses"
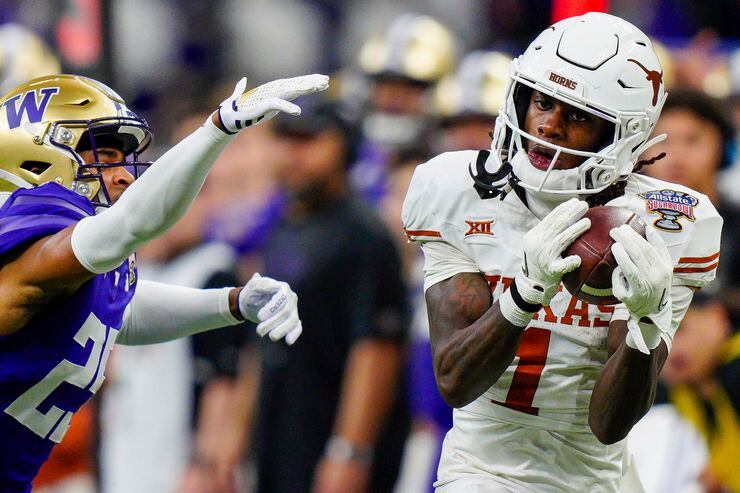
top-left (401, 151), bottom-right (479, 243)
top-left (0, 183), bottom-right (94, 261)
top-left (401, 158), bottom-right (446, 243)
top-left (401, 152), bottom-right (482, 290)
top-left (672, 198), bottom-right (723, 289)
top-left (421, 242), bottom-right (480, 291)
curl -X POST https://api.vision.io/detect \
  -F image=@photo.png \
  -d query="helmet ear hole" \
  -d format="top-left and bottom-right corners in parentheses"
top-left (20, 161), bottom-right (52, 175)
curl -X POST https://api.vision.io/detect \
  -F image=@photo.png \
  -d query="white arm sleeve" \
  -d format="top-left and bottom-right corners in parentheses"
top-left (117, 280), bottom-right (241, 346)
top-left (421, 241), bottom-right (480, 292)
top-left (71, 119), bottom-right (232, 274)
top-left (612, 284), bottom-right (694, 352)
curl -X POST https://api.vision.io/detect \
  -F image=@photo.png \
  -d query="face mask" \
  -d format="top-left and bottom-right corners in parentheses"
top-left (510, 149), bottom-right (583, 201)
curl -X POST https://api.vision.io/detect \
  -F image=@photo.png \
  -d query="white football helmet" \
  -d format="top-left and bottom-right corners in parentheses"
top-left (487, 12), bottom-right (667, 198)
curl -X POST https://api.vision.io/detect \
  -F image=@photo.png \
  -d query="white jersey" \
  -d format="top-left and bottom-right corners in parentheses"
top-left (402, 150), bottom-right (722, 490)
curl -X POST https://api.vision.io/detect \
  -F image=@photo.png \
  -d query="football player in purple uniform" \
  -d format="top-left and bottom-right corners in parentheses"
top-left (0, 72), bottom-right (328, 491)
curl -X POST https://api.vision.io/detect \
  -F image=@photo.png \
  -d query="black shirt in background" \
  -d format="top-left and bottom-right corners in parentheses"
top-left (253, 195), bottom-right (409, 493)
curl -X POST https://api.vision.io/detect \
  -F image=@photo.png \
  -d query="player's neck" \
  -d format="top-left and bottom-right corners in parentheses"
top-left (524, 190), bottom-right (570, 219)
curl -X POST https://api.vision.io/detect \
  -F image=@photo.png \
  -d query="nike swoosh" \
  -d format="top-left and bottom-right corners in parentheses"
top-left (522, 252), bottom-right (529, 277)
top-left (658, 289), bottom-right (668, 311)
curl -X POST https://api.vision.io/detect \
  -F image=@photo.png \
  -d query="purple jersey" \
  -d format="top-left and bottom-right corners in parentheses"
top-left (0, 183), bottom-right (137, 492)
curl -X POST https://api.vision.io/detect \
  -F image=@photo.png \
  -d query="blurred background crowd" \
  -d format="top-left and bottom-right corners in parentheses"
top-left (1, 0), bottom-right (738, 492)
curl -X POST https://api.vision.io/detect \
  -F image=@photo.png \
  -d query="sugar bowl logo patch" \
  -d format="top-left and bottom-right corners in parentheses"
top-left (639, 189), bottom-right (698, 231)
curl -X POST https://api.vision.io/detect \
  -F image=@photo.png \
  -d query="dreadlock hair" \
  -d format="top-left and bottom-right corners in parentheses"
top-left (634, 152), bottom-right (667, 172)
top-left (586, 180), bottom-right (627, 207)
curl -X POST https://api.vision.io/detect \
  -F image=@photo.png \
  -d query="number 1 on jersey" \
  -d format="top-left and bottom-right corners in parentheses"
top-left (493, 327), bottom-right (551, 415)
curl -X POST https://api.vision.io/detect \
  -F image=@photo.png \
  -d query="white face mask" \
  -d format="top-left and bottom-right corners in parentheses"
top-left (510, 149), bottom-right (582, 201)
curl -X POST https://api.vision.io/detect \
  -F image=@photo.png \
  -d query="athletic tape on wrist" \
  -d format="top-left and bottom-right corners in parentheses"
top-left (499, 288), bottom-right (536, 327)
top-left (624, 317), bottom-right (661, 354)
top-left (510, 278), bottom-right (542, 313)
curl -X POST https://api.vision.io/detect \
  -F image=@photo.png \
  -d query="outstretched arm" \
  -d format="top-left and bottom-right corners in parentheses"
top-left (0, 75), bottom-right (327, 336)
top-left (117, 275), bottom-right (302, 346)
top-left (72, 75), bottom-right (329, 274)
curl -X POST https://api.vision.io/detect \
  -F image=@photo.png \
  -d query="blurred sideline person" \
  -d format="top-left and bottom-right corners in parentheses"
top-left (352, 13), bottom-right (457, 204)
top-left (402, 13), bottom-right (722, 492)
top-left (628, 398), bottom-right (709, 493)
top-left (99, 109), bottom-right (271, 493)
top-left (231, 101), bottom-right (410, 493)
top-left (0, 73), bottom-right (327, 491)
top-left (660, 296), bottom-right (739, 492)
top-left (0, 23), bottom-right (61, 95)
top-left (432, 50), bottom-right (511, 153)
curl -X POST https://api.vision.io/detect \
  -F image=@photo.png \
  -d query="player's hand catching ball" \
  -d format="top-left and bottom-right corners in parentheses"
top-left (214, 74), bottom-right (330, 134)
top-left (516, 198), bottom-right (591, 307)
top-left (239, 273), bottom-right (302, 345)
top-left (610, 225), bottom-right (673, 354)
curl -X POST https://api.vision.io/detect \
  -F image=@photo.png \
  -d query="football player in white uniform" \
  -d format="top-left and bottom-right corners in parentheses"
top-left (402, 12), bottom-right (722, 493)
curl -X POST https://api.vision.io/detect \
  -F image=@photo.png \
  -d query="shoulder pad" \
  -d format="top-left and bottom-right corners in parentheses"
top-left (401, 150), bottom-right (479, 242)
top-left (621, 175), bottom-right (722, 288)
top-left (0, 183), bottom-right (94, 259)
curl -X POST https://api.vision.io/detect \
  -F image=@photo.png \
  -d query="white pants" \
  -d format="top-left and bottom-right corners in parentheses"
top-left (435, 409), bottom-right (625, 493)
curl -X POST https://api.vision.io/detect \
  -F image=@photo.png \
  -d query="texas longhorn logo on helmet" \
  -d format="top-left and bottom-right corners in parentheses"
top-left (627, 58), bottom-right (663, 106)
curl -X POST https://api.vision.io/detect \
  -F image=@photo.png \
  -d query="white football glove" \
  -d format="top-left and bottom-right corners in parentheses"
top-left (216, 74), bottom-right (330, 134)
top-left (239, 273), bottom-right (303, 345)
top-left (515, 198), bottom-right (591, 306)
top-left (610, 225), bottom-right (673, 354)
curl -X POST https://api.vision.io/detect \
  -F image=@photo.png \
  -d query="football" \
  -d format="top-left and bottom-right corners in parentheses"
top-left (562, 206), bottom-right (646, 305)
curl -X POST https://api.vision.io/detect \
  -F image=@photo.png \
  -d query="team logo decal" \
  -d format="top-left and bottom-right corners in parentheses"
top-left (3, 87), bottom-right (60, 129)
top-left (548, 72), bottom-right (577, 91)
top-left (639, 189), bottom-right (698, 231)
top-left (627, 58), bottom-right (663, 106)
top-left (465, 219), bottom-right (495, 237)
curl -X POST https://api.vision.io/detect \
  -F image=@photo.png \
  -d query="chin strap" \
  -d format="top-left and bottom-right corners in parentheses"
top-left (0, 169), bottom-right (32, 189)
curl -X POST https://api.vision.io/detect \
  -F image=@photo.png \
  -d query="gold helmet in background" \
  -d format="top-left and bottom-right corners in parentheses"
top-left (359, 14), bottom-right (457, 85)
top-left (433, 50), bottom-right (512, 121)
top-left (0, 74), bottom-right (151, 204)
top-left (0, 23), bottom-right (61, 95)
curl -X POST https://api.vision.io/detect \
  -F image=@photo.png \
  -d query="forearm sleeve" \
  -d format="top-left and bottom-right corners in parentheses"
top-left (117, 280), bottom-right (241, 346)
top-left (71, 119), bottom-right (232, 273)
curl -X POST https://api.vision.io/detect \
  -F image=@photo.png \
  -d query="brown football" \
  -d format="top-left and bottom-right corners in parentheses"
top-left (562, 206), bottom-right (646, 305)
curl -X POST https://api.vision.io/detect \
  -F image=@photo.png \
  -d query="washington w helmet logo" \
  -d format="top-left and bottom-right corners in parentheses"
top-left (2, 87), bottom-right (59, 129)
